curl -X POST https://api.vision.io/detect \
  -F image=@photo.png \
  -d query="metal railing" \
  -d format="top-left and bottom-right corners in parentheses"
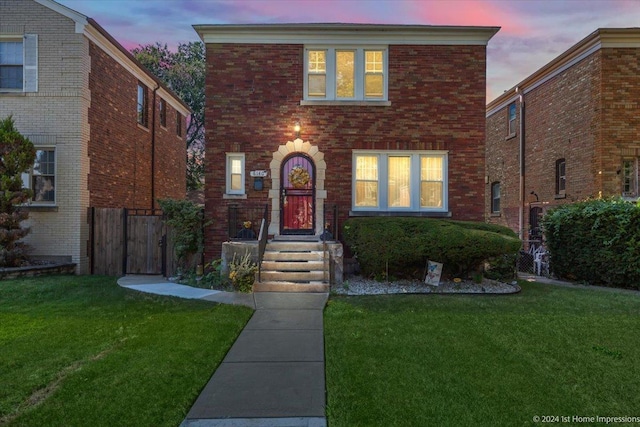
top-left (227, 203), bottom-right (268, 240)
top-left (321, 204), bottom-right (338, 284)
top-left (518, 239), bottom-right (551, 277)
top-left (257, 203), bottom-right (269, 282)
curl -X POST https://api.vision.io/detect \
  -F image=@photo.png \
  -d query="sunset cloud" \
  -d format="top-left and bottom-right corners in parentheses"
top-left (57, 0), bottom-right (640, 102)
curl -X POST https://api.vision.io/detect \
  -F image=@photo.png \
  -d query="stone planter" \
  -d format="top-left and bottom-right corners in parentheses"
top-left (0, 263), bottom-right (76, 280)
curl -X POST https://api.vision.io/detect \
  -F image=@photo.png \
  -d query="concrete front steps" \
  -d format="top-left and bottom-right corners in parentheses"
top-left (253, 240), bottom-right (330, 293)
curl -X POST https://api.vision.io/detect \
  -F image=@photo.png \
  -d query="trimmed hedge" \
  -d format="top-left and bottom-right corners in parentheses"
top-left (542, 198), bottom-right (640, 289)
top-left (342, 217), bottom-right (521, 280)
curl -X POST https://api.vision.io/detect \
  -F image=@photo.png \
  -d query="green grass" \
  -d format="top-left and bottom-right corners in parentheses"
top-left (0, 275), bottom-right (253, 427)
top-left (324, 281), bottom-right (640, 426)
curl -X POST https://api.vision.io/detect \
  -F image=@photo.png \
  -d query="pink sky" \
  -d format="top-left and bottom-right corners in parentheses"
top-left (56, 0), bottom-right (640, 102)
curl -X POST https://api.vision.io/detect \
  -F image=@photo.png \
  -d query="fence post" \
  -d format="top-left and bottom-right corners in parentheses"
top-left (160, 233), bottom-right (167, 277)
top-left (122, 208), bottom-right (128, 276)
top-left (89, 207), bottom-right (95, 275)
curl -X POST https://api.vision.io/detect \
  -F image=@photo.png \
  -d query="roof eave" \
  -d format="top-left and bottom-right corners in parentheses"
top-left (193, 23), bottom-right (500, 46)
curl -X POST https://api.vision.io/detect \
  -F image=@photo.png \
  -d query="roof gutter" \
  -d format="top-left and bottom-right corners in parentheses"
top-left (151, 84), bottom-right (159, 209)
top-left (517, 87), bottom-right (525, 239)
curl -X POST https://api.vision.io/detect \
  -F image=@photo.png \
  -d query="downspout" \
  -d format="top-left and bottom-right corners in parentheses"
top-left (151, 85), bottom-right (159, 210)
top-left (517, 87), bottom-right (525, 239)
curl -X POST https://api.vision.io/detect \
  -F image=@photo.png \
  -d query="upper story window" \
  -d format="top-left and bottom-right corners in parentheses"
top-left (22, 148), bottom-right (55, 204)
top-left (0, 35), bottom-right (37, 92)
top-left (555, 158), bottom-right (566, 196)
top-left (491, 182), bottom-right (501, 213)
top-left (304, 47), bottom-right (387, 101)
top-left (159, 98), bottom-right (167, 127)
top-left (622, 158), bottom-right (638, 198)
top-left (508, 102), bottom-right (516, 136)
top-left (176, 112), bottom-right (182, 137)
top-left (353, 151), bottom-right (447, 213)
top-left (137, 83), bottom-right (148, 127)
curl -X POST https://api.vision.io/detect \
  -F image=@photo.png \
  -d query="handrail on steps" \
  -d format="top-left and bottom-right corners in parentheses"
top-left (257, 203), bottom-right (269, 282)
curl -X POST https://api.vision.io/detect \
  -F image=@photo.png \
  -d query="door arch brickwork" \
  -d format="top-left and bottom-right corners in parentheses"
top-left (268, 138), bottom-right (327, 236)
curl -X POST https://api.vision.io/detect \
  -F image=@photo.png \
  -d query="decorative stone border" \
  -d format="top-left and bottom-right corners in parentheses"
top-left (0, 263), bottom-right (77, 280)
top-left (268, 138), bottom-right (327, 236)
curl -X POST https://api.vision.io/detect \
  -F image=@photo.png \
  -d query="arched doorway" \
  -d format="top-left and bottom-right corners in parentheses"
top-left (280, 153), bottom-right (315, 235)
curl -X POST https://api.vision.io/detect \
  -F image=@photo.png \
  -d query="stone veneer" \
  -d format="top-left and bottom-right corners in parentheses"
top-left (268, 138), bottom-right (327, 236)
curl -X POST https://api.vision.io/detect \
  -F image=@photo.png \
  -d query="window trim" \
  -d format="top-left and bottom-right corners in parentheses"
top-left (22, 147), bottom-right (56, 206)
top-left (226, 153), bottom-right (245, 195)
top-left (352, 150), bottom-right (448, 213)
top-left (303, 46), bottom-right (388, 102)
top-left (555, 158), bottom-right (566, 196)
top-left (491, 181), bottom-right (501, 214)
top-left (137, 83), bottom-right (148, 127)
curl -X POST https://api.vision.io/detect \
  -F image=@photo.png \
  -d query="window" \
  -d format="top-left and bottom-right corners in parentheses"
top-left (491, 182), bottom-right (500, 213)
top-left (353, 151), bottom-right (447, 212)
top-left (21, 149), bottom-right (55, 204)
top-left (555, 158), bottom-right (566, 196)
top-left (226, 153), bottom-right (245, 195)
top-left (305, 47), bottom-right (387, 101)
top-left (159, 98), bottom-right (166, 127)
top-left (137, 83), bottom-right (148, 127)
top-left (176, 112), bottom-right (182, 137)
top-left (0, 34), bottom-right (37, 92)
top-left (622, 158), bottom-right (638, 197)
top-left (508, 102), bottom-right (516, 136)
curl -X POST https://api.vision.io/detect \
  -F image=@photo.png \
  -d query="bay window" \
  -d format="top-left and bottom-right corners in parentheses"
top-left (353, 151), bottom-right (447, 212)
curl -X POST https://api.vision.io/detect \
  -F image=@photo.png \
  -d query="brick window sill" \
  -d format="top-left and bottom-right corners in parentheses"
top-left (300, 100), bottom-right (391, 107)
top-left (505, 133), bottom-right (517, 141)
top-left (223, 194), bottom-right (247, 200)
top-left (490, 212), bottom-right (501, 217)
top-left (349, 210), bottom-right (451, 218)
top-left (554, 194), bottom-right (566, 199)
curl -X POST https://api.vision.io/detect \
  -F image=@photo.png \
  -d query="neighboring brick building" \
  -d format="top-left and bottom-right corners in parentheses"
top-left (0, 0), bottom-right (190, 273)
top-left (486, 28), bottom-right (640, 240)
top-left (194, 24), bottom-right (499, 262)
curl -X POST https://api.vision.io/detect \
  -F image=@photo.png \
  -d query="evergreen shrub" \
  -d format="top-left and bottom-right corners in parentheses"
top-left (342, 217), bottom-right (521, 281)
top-left (542, 198), bottom-right (640, 288)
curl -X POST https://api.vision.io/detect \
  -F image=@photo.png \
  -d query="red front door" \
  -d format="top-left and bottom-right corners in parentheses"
top-left (281, 154), bottom-right (315, 235)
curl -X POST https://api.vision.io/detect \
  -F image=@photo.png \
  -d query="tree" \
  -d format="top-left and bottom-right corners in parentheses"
top-left (131, 42), bottom-right (205, 190)
top-left (0, 116), bottom-right (36, 267)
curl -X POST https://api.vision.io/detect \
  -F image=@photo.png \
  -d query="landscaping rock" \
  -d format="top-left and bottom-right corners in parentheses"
top-left (332, 276), bottom-right (519, 295)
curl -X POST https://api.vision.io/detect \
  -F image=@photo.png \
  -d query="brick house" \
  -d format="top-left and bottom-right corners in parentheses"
top-left (0, 0), bottom-right (190, 273)
top-left (486, 28), bottom-right (640, 241)
top-left (194, 24), bottom-right (498, 289)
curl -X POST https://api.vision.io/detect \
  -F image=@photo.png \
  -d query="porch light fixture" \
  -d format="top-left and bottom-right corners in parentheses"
top-left (294, 121), bottom-right (301, 138)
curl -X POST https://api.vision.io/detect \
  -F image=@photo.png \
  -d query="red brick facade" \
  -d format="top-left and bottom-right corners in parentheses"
top-left (486, 29), bottom-right (640, 238)
top-left (88, 42), bottom-right (186, 209)
top-left (199, 25), bottom-right (497, 258)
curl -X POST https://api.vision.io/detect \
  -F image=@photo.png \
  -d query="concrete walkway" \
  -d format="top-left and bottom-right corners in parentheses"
top-left (116, 276), bottom-right (328, 427)
top-left (117, 275), bottom-right (256, 308)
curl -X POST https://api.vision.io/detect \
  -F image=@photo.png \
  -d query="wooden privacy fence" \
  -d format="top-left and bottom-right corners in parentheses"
top-left (90, 208), bottom-right (178, 277)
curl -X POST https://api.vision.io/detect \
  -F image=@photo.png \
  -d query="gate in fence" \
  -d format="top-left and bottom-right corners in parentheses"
top-left (90, 208), bottom-right (175, 277)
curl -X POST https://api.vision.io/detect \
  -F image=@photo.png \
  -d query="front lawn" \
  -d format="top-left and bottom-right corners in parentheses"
top-left (324, 282), bottom-right (640, 426)
top-left (0, 276), bottom-right (253, 426)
